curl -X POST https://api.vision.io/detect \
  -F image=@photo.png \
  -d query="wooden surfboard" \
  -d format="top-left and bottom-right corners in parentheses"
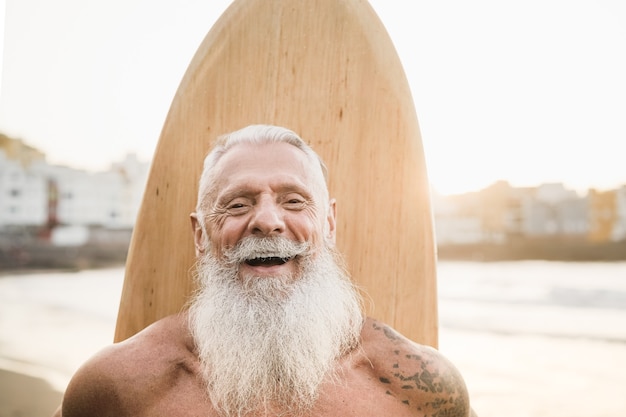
top-left (114, 0), bottom-right (438, 347)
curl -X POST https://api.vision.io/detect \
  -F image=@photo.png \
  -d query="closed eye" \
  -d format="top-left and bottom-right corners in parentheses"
top-left (225, 199), bottom-right (251, 214)
top-left (282, 193), bottom-right (307, 209)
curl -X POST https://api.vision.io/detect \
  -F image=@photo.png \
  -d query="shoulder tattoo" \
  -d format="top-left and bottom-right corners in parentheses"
top-left (371, 321), bottom-right (470, 417)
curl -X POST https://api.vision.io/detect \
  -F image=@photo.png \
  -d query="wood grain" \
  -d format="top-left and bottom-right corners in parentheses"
top-left (114, 0), bottom-right (438, 347)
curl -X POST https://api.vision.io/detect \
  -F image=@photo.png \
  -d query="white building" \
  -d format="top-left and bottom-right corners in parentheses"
top-left (432, 192), bottom-right (485, 244)
top-left (0, 147), bottom-right (148, 231)
top-left (521, 191), bottom-right (589, 237)
top-left (0, 150), bottom-right (48, 227)
top-left (535, 183), bottom-right (579, 205)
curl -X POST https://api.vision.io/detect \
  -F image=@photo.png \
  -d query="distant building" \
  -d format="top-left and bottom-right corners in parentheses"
top-left (614, 186), bottom-right (626, 241)
top-left (0, 134), bottom-right (149, 233)
top-left (588, 189), bottom-right (617, 243)
top-left (433, 180), bottom-right (626, 246)
top-left (522, 192), bottom-right (588, 237)
top-left (0, 149), bottom-right (48, 227)
top-left (534, 183), bottom-right (578, 205)
top-left (432, 191), bottom-right (484, 244)
top-left (0, 134), bottom-right (45, 166)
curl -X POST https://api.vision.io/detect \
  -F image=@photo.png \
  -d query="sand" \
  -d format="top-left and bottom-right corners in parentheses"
top-left (0, 368), bottom-right (62, 417)
top-left (440, 329), bottom-right (626, 417)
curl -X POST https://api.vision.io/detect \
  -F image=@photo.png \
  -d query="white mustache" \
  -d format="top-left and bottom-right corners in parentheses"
top-left (223, 236), bottom-right (311, 266)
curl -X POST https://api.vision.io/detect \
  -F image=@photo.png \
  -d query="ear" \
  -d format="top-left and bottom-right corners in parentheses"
top-left (325, 198), bottom-right (337, 243)
top-left (190, 212), bottom-right (207, 256)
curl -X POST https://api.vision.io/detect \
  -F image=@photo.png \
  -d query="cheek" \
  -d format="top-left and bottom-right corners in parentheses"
top-left (209, 217), bottom-right (247, 251)
top-left (288, 212), bottom-right (325, 243)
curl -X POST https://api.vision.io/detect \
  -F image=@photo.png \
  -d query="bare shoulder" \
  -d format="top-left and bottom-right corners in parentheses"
top-left (358, 317), bottom-right (472, 417)
top-left (60, 314), bottom-right (197, 417)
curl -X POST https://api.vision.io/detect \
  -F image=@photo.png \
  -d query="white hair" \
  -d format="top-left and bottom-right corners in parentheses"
top-left (196, 125), bottom-right (329, 217)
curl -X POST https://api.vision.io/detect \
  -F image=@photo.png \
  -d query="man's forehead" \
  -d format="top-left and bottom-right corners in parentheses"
top-left (209, 141), bottom-right (328, 199)
top-left (215, 142), bottom-right (315, 174)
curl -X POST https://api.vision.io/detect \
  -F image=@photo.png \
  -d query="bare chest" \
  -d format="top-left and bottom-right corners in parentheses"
top-left (120, 371), bottom-right (419, 417)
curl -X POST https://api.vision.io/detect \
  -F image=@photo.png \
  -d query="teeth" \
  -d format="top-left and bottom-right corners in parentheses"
top-left (246, 256), bottom-right (291, 266)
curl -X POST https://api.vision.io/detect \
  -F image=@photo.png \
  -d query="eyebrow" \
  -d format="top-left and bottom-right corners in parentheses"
top-left (214, 187), bottom-right (254, 207)
top-left (215, 181), bottom-right (313, 205)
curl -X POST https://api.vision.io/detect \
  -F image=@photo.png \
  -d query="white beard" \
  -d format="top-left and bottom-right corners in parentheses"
top-left (188, 236), bottom-right (364, 417)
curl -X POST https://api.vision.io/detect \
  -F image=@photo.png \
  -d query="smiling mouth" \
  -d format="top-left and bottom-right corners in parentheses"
top-left (245, 257), bottom-right (292, 267)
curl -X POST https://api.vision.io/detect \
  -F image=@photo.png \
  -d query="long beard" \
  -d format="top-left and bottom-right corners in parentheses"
top-left (188, 237), bottom-right (364, 417)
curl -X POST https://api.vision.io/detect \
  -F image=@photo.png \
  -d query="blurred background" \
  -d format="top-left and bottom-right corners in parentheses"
top-left (1, 1), bottom-right (625, 416)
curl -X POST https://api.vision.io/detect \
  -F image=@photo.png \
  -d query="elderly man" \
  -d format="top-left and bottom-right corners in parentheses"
top-left (57, 125), bottom-right (474, 417)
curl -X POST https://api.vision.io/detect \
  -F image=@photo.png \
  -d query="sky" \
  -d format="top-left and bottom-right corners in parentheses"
top-left (1, 0), bottom-right (625, 196)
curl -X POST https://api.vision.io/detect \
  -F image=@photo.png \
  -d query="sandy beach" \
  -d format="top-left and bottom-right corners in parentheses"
top-left (2, 262), bottom-right (626, 417)
top-left (440, 329), bottom-right (626, 417)
top-left (0, 368), bottom-right (62, 417)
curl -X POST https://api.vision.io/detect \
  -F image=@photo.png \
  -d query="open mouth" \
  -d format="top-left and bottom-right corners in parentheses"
top-left (245, 256), bottom-right (292, 267)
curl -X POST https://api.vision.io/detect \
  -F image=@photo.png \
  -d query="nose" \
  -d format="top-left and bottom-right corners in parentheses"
top-left (249, 197), bottom-right (285, 236)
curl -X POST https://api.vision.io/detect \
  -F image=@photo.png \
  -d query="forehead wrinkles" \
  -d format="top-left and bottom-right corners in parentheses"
top-left (206, 143), bottom-right (328, 206)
